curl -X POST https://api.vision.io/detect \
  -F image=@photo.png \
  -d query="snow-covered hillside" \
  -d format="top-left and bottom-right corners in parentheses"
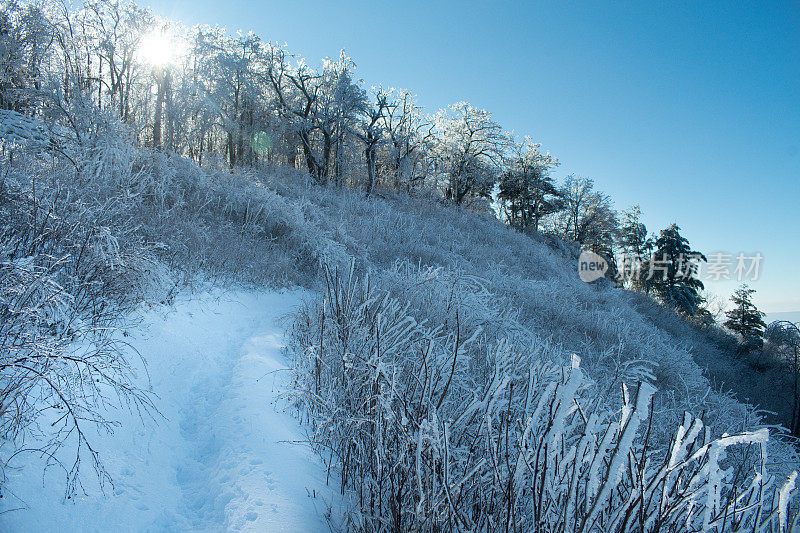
top-left (1, 289), bottom-right (341, 532)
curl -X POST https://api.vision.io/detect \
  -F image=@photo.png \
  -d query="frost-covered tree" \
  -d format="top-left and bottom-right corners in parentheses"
top-left (432, 102), bottom-right (508, 205)
top-left (552, 176), bottom-right (617, 245)
top-left (725, 284), bottom-right (767, 351)
top-left (379, 88), bottom-right (433, 191)
top-left (619, 205), bottom-right (651, 257)
top-left (498, 139), bottom-right (562, 231)
top-left (82, 0), bottom-right (151, 120)
top-left (265, 47), bottom-right (365, 184)
top-left (354, 88), bottom-right (389, 196)
top-left (266, 45), bottom-right (325, 181)
top-left (646, 224), bottom-right (706, 315)
top-left (546, 175), bottom-right (619, 277)
top-left (0, 1), bottom-right (53, 113)
top-left (317, 52), bottom-right (365, 185)
top-left (618, 205), bottom-right (653, 289)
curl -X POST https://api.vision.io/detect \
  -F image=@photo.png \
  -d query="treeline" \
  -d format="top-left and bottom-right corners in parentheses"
top-left (1, 0), bottom-right (720, 317)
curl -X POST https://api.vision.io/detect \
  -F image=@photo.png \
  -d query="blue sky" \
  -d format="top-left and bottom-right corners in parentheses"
top-left (147, 0), bottom-right (800, 312)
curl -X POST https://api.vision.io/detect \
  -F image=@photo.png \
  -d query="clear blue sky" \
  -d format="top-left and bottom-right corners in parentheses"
top-left (146, 0), bottom-right (800, 313)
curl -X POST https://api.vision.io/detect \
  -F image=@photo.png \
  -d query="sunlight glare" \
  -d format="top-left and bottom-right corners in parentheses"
top-left (139, 30), bottom-right (176, 67)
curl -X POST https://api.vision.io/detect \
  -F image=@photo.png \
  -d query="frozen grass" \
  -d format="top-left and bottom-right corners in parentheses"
top-left (287, 264), bottom-right (799, 530)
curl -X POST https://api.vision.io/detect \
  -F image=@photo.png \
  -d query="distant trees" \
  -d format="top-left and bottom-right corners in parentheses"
top-left (646, 224), bottom-right (706, 316)
top-left (725, 285), bottom-right (767, 351)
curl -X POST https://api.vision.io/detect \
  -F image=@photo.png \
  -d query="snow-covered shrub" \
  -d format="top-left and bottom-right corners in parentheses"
top-left (290, 264), bottom-right (799, 531)
top-left (0, 174), bottom-right (158, 496)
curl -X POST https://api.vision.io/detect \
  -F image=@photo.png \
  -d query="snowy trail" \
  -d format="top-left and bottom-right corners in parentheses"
top-left (1, 289), bottom-right (341, 532)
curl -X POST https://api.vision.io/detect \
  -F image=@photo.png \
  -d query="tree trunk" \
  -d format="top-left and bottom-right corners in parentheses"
top-left (152, 70), bottom-right (166, 149)
top-left (365, 144), bottom-right (376, 197)
top-left (299, 130), bottom-right (323, 183)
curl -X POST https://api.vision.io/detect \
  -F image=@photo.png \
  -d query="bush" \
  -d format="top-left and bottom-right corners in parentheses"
top-left (0, 170), bottom-right (157, 496)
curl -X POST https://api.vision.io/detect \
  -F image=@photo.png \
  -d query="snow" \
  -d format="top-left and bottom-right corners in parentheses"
top-left (1, 289), bottom-right (341, 532)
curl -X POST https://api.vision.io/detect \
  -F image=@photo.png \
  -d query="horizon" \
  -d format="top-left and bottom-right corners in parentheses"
top-left (145, 0), bottom-right (800, 312)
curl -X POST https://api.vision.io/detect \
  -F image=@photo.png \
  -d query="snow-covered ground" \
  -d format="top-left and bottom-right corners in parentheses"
top-left (1, 289), bottom-right (341, 532)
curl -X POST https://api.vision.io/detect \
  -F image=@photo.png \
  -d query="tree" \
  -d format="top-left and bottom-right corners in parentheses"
top-left (547, 175), bottom-right (619, 278)
top-left (618, 205), bottom-right (651, 257)
top-left (316, 52), bottom-right (365, 185)
top-left (354, 88), bottom-right (388, 196)
top-left (617, 205), bottom-right (653, 290)
top-left (552, 176), bottom-right (618, 244)
top-left (724, 285), bottom-right (766, 351)
top-left (645, 224), bottom-right (706, 316)
top-left (265, 48), bottom-right (365, 184)
top-left (83, 0), bottom-right (150, 121)
top-left (498, 139), bottom-right (562, 232)
top-left (432, 102), bottom-right (508, 205)
top-left (379, 88), bottom-right (432, 191)
top-left (266, 45), bottom-right (326, 182)
top-left (0, 0), bottom-right (55, 113)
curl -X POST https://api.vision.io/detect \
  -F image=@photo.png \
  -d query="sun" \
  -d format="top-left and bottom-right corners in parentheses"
top-left (139, 30), bottom-right (177, 67)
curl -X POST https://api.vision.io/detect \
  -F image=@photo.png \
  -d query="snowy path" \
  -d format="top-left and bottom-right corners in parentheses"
top-left (1, 289), bottom-right (341, 532)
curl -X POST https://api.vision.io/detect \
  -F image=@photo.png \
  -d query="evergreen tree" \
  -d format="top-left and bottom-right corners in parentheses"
top-left (646, 224), bottom-right (706, 315)
top-left (725, 285), bottom-right (767, 350)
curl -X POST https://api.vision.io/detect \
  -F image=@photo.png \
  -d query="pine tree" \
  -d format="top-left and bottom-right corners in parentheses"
top-left (645, 224), bottom-right (706, 315)
top-left (724, 285), bottom-right (767, 350)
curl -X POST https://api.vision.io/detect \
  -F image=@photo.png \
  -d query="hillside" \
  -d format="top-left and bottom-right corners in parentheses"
top-left (1, 0), bottom-right (798, 529)
top-left (2, 140), bottom-right (797, 528)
